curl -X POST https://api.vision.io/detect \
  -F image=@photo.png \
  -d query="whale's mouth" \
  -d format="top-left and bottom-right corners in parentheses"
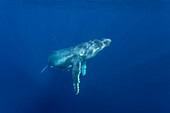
top-left (101, 39), bottom-right (111, 47)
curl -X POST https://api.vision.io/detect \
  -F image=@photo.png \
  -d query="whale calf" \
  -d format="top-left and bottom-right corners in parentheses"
top-left (42, 38), bottom-right (111, 95)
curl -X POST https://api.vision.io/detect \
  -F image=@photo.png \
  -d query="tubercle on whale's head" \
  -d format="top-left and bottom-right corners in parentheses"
top-left (101, 38), bottom-right (111, 47)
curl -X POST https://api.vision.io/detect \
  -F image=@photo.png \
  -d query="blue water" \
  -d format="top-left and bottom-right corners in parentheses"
top-left (0, 0), bottom-right (169, 113)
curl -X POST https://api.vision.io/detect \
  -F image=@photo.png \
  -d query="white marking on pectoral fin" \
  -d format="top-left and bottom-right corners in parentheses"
top-left (72, 61), bottom-right (81, 95)
top-left (73, 83), bottom-right (79, 95)
top-left (82, 63), bottom-right (87, 76)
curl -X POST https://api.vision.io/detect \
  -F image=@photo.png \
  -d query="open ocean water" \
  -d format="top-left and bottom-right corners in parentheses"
top-left (0, 0), bottom-right (170, 113)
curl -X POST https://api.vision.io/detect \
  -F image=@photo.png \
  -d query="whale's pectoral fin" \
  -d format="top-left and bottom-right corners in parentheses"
top-left (82, 62), bottom-right (87, 76)
top-left (72, 61), bottom-right (81, 95)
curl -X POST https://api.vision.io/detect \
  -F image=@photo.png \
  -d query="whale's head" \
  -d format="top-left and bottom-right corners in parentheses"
top-left (100, 38), bottom-right (111, 47)
top-left (90, 38), bottom-right (111, 48)
top-left (85, 38), bottom-right (111, 60)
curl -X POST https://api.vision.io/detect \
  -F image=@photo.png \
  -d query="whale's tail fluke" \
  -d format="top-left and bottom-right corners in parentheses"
top-left (41, 65), bottom-right (48, 74)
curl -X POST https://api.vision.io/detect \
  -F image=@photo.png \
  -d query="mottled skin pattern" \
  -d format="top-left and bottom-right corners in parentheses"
top-left (47, 39), bottom-right (111, 95)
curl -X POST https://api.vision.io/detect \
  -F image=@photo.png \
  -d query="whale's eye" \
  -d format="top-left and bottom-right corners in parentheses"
top-left (79, 49), bottom-right (85, 56)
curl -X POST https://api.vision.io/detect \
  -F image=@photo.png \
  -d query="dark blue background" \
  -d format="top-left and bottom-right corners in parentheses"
top-left (0, 0), bottom-right (169, 113)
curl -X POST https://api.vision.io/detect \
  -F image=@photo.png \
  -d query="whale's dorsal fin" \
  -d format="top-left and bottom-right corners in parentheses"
top-left (72, 61), bottom-right (81, 95)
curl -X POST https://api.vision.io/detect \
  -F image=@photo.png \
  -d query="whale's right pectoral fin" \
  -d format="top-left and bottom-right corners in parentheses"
top-left (82, 62), bottom-right (87, 76)
top-left (72, 61), bottom-right (81, 95)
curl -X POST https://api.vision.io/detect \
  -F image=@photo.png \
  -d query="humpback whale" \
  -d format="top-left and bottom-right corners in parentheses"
top-left (41, 38), bottom-right (111, 95)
